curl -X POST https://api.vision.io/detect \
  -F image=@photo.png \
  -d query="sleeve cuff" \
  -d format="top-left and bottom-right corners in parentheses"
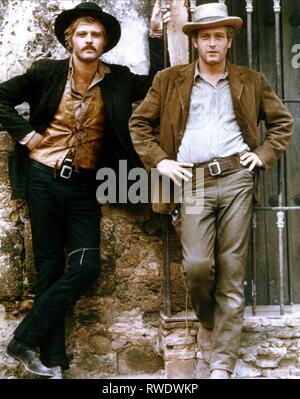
top-left (19, 131), bottom-right (35, 145)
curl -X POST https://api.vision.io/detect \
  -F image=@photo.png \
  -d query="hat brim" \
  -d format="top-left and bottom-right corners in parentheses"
top-left (182, 17), bottom-right (243, 36)
top-left (55, 8), bottom-right (121, 53)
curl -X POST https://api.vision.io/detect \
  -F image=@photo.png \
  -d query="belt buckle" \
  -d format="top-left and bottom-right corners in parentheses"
top-left (60, 158), bottom-right (73, 179)
top-left (208, 161), bottom-right (222, 176)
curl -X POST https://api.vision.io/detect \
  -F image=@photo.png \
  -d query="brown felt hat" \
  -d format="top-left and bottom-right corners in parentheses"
top-left (182, 3), bottom-right (243, 36)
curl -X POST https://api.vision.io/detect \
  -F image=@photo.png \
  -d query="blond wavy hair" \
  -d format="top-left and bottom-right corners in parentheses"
top-left (64, 16), bottom-right (107, 52)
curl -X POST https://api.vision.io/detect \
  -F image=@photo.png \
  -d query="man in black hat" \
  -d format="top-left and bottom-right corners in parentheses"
top-left (0, 1), bottom-right (170, 379)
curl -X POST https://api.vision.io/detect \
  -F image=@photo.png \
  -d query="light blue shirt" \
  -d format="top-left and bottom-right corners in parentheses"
top-left (177, 64), bottom-right (249, 163)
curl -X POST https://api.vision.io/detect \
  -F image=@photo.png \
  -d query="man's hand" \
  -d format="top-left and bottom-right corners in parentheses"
top-left (150, 0), bottom-right (171, 38)
top-left (157, 159), bottom-right (194, 187)
top-left (26, 132), bottom-right (44, 151)
top-left (240, 152), bottom-right (264, 172)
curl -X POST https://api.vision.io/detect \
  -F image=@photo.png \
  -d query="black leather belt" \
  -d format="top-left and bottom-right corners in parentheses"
top-left (29, 159), bottom-right (96, 183)
top-left (193, 154), bottom-right (245, 177)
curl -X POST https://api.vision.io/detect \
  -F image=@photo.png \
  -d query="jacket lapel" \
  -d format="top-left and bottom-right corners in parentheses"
top-left (50, 58), bottom-right (70, 113)
top-left (33, 59), bottom-right (69, 132)
top-left (227, 61), bottom-right (248, 134)
top-left (174, 62), bottom-right (196, 135)
top-left (100, 70), bottom-right (114, 119)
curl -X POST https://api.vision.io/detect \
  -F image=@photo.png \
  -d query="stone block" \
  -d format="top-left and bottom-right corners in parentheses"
top-left (255, 359), bottom-right (279, 369)
top-left (161, 321), bottom-right (196, 330)
top-left (269, 338), bottom-right (284, 348)
top-left (0, 158), bottom-right (9, 185)
top-left (163, 335), bottom-right (195, 347)
top-left (290, 368), bottom-right (300, 376)
top-left (291, 330), bottom-right (300, 338)
top-left (267, 328), bottom-right (296, 339)
top-left (165, 359), bottom-right (196, 379)
top-left (88, 335), bottom-right (111, 356)
top-left (287, 319), bottom-right (300, 328)
top-left (257, 347), bottom-right (287, 358)
top-left (165, 328), bottom-right (194, 338)
top-left (234, 361), bottom-right (262, 379)
top-left (72, 352), bottom-right (118, 375)
top-left (260, 318), bottom-right (272, 327)
top-left (118, 344), bottom-right (163, 374)
top-left (284, 352), bottom-right (298, 362)
top-left (262, 368), bottom-right (292, 379)
top-left (161, 329), bottom-right (172, 337)
top-left (288, 344), bottom-right (298, 352)
top-left (0, 225), bottom-right (23, 300)
top-left (268, 319), bottom-right (287, 327)
top-left (242, 353), bottom-right (257, 363)
top-left (163, 347), bottom-right (196, 361)
top-left (110, 337), bottom-right (128, 352)
top-left (0, 132), bottom-right (13, 151)
top-left (243, 318), bottom-right (262, 329)
top-left (162, 329), bottom-right (196, 348)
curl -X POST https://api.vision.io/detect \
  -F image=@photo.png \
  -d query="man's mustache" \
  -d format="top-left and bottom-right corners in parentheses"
top-left (82, 46), bottom-right (97, 51)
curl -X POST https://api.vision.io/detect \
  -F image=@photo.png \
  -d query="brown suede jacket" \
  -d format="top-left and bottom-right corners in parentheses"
top-left (129, 60), bottom-right (294, 213)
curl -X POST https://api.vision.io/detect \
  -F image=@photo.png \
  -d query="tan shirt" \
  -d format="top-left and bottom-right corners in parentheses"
top-left (30, 59), bottom-right (110, 170)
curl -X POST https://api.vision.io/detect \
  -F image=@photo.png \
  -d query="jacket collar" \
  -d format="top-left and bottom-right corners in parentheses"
top-left (227, 60), bottom-right (245, 100)
top-left (174, 61), bottom-right (197, 104)
top-left (45, 58), bottom-right (70, 125)
top-left (227, 60), bottom-right (248, 133)
top-left (174, 61), bottom-right (197, 131)
top-left (173, 59), bottom-right (248, 135)
top-left (173, 59), bottom-right (246, 105)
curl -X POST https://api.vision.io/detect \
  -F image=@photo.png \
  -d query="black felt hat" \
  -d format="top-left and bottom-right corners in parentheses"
top-left (54, 2), bottom-right (121, 53)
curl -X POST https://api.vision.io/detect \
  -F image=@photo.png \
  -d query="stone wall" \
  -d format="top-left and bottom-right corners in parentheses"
top-left (236, 309), bottom-right (300, 379)
top-left (159, 308), bottom-right (300, 380)
top-left (0, 130), bottom-right (24, 300)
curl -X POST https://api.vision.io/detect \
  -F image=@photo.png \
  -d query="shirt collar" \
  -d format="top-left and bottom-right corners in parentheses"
top-left (68, 57), bottom-right (111, 90)
top-left (194, 62), bottom-right (228, 83)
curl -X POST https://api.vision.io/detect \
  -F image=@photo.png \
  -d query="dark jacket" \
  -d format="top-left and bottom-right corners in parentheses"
top-left (129, 61), bottom-right (294, 213)
top-left (0, 38), bottom-right (163, 199)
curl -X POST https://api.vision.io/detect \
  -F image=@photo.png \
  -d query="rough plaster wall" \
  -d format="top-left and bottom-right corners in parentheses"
top-left (0, 0), bottom-right (152, 79)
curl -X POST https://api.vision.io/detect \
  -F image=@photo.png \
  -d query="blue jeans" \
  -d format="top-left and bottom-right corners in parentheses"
top-left (14, 160), bottom-right (101, 369)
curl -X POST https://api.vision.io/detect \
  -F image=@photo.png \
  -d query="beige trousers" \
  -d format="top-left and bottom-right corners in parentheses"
top-left (181, 169), bottom-right (254, 373)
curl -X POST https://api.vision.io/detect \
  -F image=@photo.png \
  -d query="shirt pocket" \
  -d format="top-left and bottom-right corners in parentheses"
top-left (190, 102), bottom-right (205, 115)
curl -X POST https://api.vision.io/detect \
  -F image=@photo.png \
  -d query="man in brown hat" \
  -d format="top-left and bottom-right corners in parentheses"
top-left (130, 3), bottom-right (293, 378)
top-left (0, 1), bottom-right (170, 379)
